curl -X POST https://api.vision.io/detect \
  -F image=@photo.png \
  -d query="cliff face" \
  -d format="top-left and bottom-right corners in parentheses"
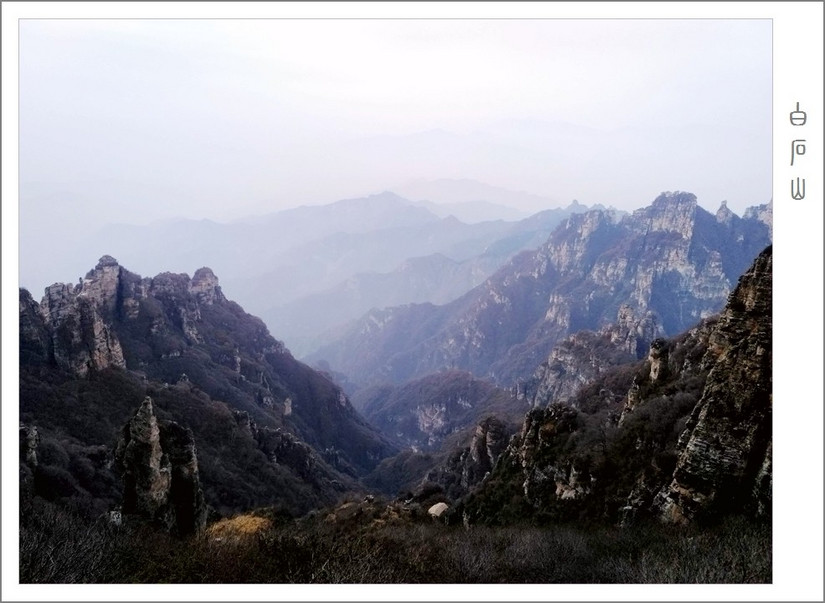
top-left (653, 246), bottom-right (772, 523)
top-left (232, 409), bottom-right (354, 489)
top-left (460, 246), bottom-right (771, 526)
top-left (34, 257), bottom-right (227, 377)
top-left (310, 193), bottom-right (771, 389)
top-left (743, 201), bottom-right (773, 239)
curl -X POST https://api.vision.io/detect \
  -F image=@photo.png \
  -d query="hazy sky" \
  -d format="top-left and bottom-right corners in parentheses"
top-left (19, 18), bottom-right (771, 227)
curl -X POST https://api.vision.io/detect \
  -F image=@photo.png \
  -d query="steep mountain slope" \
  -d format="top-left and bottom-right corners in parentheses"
top-left (309, 193), bottom-right (771, 388)
top-left (458, 246), bottom-right (772, 526)
top-left (19, 257), bottom-right (397, 518)
top-left (652, 245), bottom-right (772, 523)
top-left (339, 370), bottom-right (528, 501)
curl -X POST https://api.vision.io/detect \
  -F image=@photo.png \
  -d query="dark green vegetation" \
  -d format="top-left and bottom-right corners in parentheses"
top-left (459, 355), bottom-right (706, 526)
top-left (20, 366), bottom-right (349, 520)
top-left (20, 494), bottom-right (770, 584)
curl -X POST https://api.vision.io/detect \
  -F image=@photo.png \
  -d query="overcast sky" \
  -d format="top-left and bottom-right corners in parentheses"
top-left (19, 19), bottom-right (771, 219)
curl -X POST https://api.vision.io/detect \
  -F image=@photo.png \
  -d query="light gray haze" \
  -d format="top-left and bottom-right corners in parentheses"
top-left (18, 19), bottom-right (771, 292)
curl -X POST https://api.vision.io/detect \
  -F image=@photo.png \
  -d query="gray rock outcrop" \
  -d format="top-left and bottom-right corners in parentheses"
top-left (40, 257), bottom-right (127, 377)
top-left (743, 201), bottom-right (773, 239)
top-left (19, 289), bottom-right (50, 364)
top-left (190, 267), bottom-right (225, 305)
top-left (115, 396), bottom-right (207, 535)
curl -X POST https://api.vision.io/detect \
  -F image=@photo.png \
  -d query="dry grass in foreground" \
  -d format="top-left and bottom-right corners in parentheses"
top-left (20, 496), bottom-right (770, 584)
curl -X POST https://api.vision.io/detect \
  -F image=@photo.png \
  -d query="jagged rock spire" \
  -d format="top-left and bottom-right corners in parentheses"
top-left (115, 397), bottom-right (207, 535)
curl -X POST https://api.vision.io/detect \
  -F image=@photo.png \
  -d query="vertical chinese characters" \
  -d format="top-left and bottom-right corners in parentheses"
top-left (790, 102), bottom-right (807, 200)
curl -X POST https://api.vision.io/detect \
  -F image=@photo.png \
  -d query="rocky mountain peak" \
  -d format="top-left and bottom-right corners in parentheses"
top-left (312, 192), bottom-right (770, 390)
top-left (37, 270), bottom-right (126, 377)
top-left (148, 271), bottom-right (192, 298)
top-left (634, 191), bottom-right (698, 236)
top-left (78, 255), bottom-right (123, 313)
top-left (20, 256), bottom-right (400, 525)
top-left (652, 190), bottom-right (697, 207)
top-left (95, 254), bottom-right (120, 269)
top-left (715, 200), bottom-right (734, 224)
top-left (743, 201), bottom-right (773, 239)
top-left (190, 267), bottom-right (224, 305)
top-left (543, 208), bottom-right (617, 276)
top-left (30, 258), bottom-right (236, 377)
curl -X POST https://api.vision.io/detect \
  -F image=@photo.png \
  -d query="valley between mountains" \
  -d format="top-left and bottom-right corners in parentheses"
top-left (19, 191), bottom-right (772, 584)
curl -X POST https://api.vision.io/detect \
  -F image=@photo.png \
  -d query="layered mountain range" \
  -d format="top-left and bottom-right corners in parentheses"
top-left (309, 193), bottom-right (771, 389)
top-left (259, 202), bottom-right (588, 356)
top-left (37, 191), bottom-right (592, 357)
top-left (19, 189), bottom-right (772, 543)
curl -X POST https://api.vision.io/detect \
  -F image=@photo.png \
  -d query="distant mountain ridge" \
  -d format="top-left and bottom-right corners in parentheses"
top-left (390, 178), bottom-right (563, 222)
top-left (308, 193), bottom-right (772, 389)
top-left (264, 201), bottom-right (590, 356)
top-left (38, 191), bottom-right (593, 357)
